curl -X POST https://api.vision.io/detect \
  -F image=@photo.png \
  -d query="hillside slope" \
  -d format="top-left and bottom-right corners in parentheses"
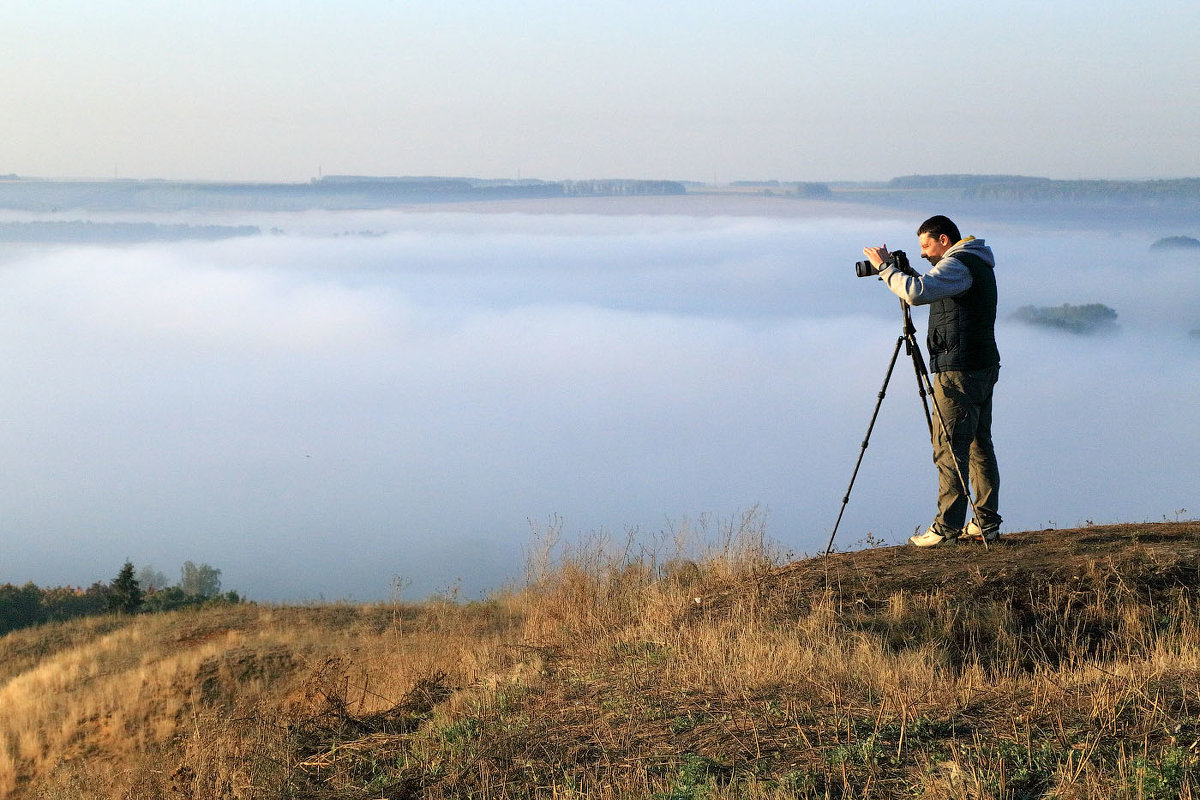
top-left (712, 521), bottom-right (1200, 614)
top-left (3, 520), bottom-right (1200, 799)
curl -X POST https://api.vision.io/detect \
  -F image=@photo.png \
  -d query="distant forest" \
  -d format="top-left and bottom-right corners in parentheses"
top-left (0, 176), bottom-right (686, 213)
top-left (0, 174), bottom-right (1197, 216)
top-left (0, 220), bottom-right (259, 243)
top-left (884, 174), bottom-right (1200, 204)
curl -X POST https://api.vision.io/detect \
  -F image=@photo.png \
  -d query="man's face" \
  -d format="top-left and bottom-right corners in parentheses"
top-left (918, 233), bottom-right (952, 265)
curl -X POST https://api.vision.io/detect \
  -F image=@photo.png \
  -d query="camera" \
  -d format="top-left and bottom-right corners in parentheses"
top-left (854, 258), bottom-right (880, 278)
top-left (855, 249), bottom-right (914, 278)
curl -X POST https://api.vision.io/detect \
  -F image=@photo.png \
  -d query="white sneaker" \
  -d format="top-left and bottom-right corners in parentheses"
top-left (964, 519), bottom-right (1000, 543)
top-left (908, 526), bottom-right (957, 548)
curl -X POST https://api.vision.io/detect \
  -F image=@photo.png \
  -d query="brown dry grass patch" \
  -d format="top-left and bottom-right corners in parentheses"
top-left (4, 516), bottom-right (1200, 798)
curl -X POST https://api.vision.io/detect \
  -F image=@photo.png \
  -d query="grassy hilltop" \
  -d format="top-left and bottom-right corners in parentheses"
top-left (4, 517), bottom-right (1200, 799)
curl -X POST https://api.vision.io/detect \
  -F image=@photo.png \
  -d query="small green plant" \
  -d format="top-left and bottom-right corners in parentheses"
top-left (1129, 747), bottom-right (1197, 800)
top-left (780, 769), bottom-right (825, 797)
top-left (654, 754), bottom-right (723, 800)
top-left (439, 717), bottom-right (481, 747)
top-left (669, 712), bottom-right (704, 734)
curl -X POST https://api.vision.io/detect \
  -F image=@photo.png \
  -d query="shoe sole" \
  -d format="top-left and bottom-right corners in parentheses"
top-left (908, 536), bottom-right (959, 548)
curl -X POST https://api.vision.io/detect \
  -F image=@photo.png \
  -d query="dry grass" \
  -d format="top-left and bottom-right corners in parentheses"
top-left (4, 515), bottom-right (1200, 798)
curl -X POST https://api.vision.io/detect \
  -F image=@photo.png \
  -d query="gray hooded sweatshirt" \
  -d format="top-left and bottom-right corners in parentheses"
top-left (879, 236), bottom-right (1000, 372)
top-left (877, 236), bottom-right (995, 306)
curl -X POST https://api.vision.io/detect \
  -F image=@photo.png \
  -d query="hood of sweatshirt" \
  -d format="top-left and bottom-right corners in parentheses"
top-left (942, 236), bottom-right (995, 268)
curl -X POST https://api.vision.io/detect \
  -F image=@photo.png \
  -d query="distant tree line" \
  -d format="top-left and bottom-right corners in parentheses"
top-left (889, 175), bottom-right (1200, 205)
top-left (793, 182), bottom-right (833, 198)
top-left (0, 220), bottom-right (259, 243)
top-left (561, 179), bottom-right (687, 197)
top-left (889, 174), bottom-right (1042, 190)
top-left (0, 559), bottom-right (240, 637)
top-left (730, 180), bottom-right (783, 188)
top-left (4, 174), bottom-right (1199, 213)
top-left (0, 176), bottom-right (689, 212)
top-left (719, 181), bottom-right (832, 198)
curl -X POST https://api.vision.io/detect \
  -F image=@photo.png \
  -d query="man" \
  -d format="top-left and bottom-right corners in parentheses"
top-left (862, 215), bottom-right (1001, 547)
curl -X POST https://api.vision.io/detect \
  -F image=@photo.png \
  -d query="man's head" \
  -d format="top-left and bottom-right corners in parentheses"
top-left (917, 215), bottom-right (962, 265)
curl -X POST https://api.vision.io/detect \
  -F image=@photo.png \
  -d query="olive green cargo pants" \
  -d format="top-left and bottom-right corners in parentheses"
top-left (930, 366), bottom-right (1001, 537)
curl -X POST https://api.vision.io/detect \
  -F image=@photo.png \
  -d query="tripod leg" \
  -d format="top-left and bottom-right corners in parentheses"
top-left (824, 335), bottom-right (905, 556)
top-left (909, 347), bottom-right (933, 436)
top-left (902, 302), bottom-right (933, 436)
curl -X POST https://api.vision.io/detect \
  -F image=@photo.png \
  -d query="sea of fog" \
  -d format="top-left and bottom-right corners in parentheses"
top-left (0, 205), bottom-right (1196, 601)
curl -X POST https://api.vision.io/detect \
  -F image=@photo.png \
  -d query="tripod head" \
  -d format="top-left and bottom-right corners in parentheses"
top-left (885, 252), bottom-right (921, 352)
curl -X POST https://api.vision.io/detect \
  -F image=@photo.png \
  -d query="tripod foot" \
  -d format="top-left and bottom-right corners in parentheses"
top-left (963, 520), bottom-right (1000, 544)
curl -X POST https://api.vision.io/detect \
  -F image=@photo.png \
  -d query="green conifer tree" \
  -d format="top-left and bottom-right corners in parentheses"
top-left (108, 560), bottom-right (143, 614)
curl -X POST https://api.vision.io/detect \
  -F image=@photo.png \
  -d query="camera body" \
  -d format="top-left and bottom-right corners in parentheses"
top-left (855, 249), bottom-right (915, 278)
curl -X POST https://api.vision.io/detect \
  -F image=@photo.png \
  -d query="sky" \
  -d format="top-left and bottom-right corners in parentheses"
top-left (0, 206), bottom-right (1195, 601)
top-left (0, 1), bottom-right (1197, 603)
top-left (3, 0), bottom-right (1199, 183)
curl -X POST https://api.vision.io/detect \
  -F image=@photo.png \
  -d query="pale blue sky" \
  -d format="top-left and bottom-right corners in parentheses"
top-left (3, 1), bottom-right (1197, 182)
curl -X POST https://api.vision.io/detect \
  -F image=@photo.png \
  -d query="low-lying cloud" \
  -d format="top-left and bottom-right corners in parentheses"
top-left (0, 209), bottom-right (1195, 600)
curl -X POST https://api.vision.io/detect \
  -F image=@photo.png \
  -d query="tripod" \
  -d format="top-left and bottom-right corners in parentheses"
top-left (823, 298), bottom-right (988, 555)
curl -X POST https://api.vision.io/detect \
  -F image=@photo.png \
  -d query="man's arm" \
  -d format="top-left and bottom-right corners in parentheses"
top-left (876, 254), bottom-right (973, 306)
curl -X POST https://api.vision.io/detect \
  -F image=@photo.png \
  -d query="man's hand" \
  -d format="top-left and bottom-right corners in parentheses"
top-left (862, 245), bottom-right (890, 268)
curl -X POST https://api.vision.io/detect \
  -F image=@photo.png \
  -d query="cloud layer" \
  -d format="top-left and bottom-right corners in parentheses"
top-left (0, 208), bottom-right (1195, 600)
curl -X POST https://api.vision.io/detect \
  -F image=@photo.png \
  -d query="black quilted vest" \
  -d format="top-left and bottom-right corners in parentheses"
top-left (927, 251), bottom-right (1000, 373)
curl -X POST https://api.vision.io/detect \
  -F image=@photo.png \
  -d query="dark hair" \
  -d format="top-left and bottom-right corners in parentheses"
top-left (917, 215), bottom-right (961, 244)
